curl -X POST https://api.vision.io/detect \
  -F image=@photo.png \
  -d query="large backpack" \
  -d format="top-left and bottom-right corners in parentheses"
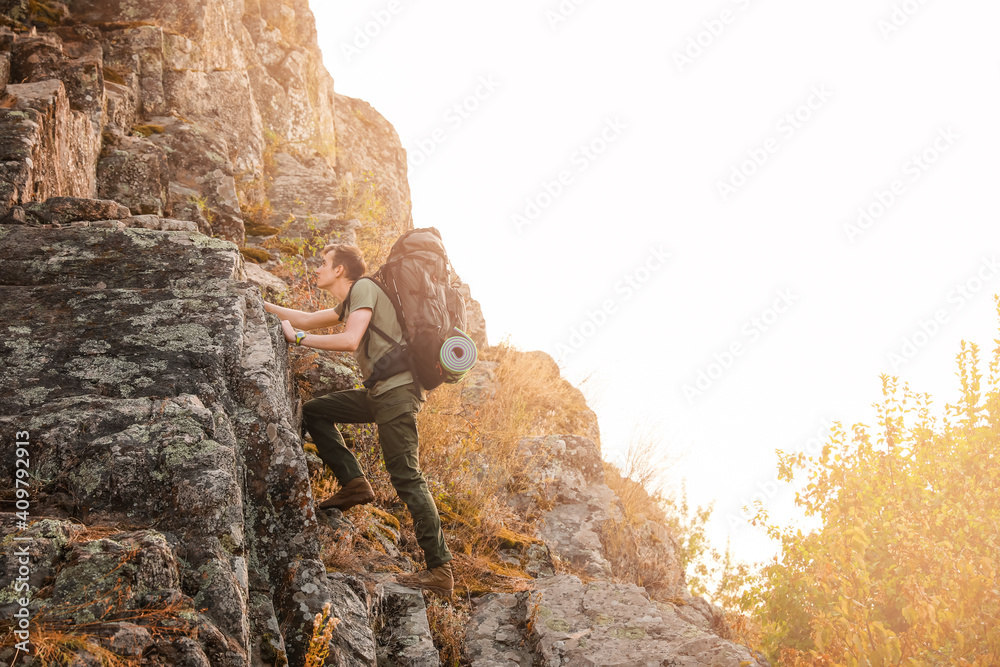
top-left (345, 227), bottom-right (477, 391)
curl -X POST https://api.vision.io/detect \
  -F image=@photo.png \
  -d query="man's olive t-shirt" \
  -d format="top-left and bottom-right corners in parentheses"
top-left (337, 279), bottom-right (422, 398)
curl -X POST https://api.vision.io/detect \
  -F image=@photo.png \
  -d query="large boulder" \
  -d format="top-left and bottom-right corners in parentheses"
top-left (0, 223), bottom-right (375, 667)
top-left (465, 576), bottom-right (766, 667)
top-left (527, 575), bottom-right (764, 667)
top-left (0, 79), bottom-right (99, 212)
top-left (334, 93), bottom-right (412, 230)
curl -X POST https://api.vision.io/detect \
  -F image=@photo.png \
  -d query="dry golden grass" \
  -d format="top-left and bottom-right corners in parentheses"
top-left (605, 463), bottom-right (667, 525)
top-left (411, 341), bottom-right (609, 596)
top-left (0, 552), bottom-right (197, 665)
top-left (301, 338), bottom-right (748, 655)
top-left (450, 553), bottom-right (533, 597)
top-left (130, 123), bottom-right (165, 138)
top-left (307, 340), bottom-right (599, 594)
top-left (321, 533), bottom-right (365, 574)
top-left (598, 514), bottom-right (681, 597)
top-left (308, 460), bottom-right (338, 506)
top-left (102, 66), bottom-right (127, 85)
top-left (584, 426), bottom-right (715, 606)
top-left (303, 601), bottom-right (339, 667)
top-left (24, 0), bottom-right (65, 26)
top-left (65, 523), bottom-right (133, 545)
top-left (716, 608), bottom-right (762, 651)
top-left (304, 337), bottom-right (720, 610)
top-left (425, 599), bottom-right (469, 667)
top-left (311, 451), bottom-right (409, 575)
top-left (239, 246), bottom-right (272, 263)
top-left (336, 172), bottom-right (399, 268)
top-left (10, 627), bottom-right (136, 666)
top-left (478, 343), bottom-right (599, 444)
top-left (604, 424), bottom-right (676, 521)
top-left (600, 435), bottom-right (752, 645)
top-left (604, 452), bottom-right (674, 582)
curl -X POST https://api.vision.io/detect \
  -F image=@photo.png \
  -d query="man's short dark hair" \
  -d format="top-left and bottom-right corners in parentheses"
top-left (322, 244), bottom-right (367, 281)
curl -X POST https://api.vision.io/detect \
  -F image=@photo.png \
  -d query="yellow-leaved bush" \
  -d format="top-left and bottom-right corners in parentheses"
top-left (746, 299), bottom-right (1000, 666)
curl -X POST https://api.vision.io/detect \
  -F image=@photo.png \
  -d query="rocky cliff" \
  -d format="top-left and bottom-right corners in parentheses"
top-left (0, 221), bottom-right (355, 666)
top-left (0, 1), bottom-right (762, 665)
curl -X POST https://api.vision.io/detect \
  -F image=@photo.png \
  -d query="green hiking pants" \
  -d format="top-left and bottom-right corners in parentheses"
top-left (302, 384), bottom-right (452, 569)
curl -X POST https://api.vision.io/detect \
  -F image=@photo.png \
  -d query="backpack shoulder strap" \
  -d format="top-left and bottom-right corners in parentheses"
top-left (368, 322), bottom-right (403, 349)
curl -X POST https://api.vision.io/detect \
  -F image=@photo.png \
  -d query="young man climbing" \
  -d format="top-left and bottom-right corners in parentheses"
top-left (263, 244), bottom-right (453, 596)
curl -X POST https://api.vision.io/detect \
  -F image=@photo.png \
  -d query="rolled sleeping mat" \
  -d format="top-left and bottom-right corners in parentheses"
top-left (439, 328), bottom-right (477, 382)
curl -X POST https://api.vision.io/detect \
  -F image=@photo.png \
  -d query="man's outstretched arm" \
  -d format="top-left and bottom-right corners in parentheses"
top-left (264, 301), bottom-right (342, 330)
top-left (280, 308), bottom-right (372, 353)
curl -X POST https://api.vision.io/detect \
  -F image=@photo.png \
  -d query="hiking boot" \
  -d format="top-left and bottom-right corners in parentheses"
top-left (396, 562), bottom-right (454, 597)
top-left (317, 476), bottom-right (374, 511)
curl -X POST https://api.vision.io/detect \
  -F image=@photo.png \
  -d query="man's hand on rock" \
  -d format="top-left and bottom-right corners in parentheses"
top-left (281, 319), bottom-right (296, 343)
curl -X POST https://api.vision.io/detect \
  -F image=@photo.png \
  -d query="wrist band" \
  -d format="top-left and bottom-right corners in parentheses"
top-left (295, 331), bottom-right (307, 346)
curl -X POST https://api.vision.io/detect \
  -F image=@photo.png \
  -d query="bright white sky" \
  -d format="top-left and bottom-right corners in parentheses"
top-left (309, 0), bottom-right (1000, 565)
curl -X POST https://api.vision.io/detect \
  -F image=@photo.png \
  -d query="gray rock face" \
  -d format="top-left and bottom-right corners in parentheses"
top-left (266, 151), bottom-right (342, 232)
top-left (466, 593), bottom-right (534, 667)
top-left (0, 0), bottom-right (340, 243)
top-left (333, 93), bottom-right (412, 230)
top-left (63, 0), bottom-right (331, 172)
top-left (1, 79), bottom-right (99, 210)
top-left (19, 196), bottom-right (131, 224)
top-left (374, 581), bottom-right (440, 667)
top-left (0, 1), bottom-right (489, 331)
top-left (240, 1), bottom-right (335, 156)
top-left (460, 378), bottom-right (764, 666)
top-left (0, 4), bottom-right (745, 667)
top-left (514, 435), bottom-right (618, 578)
top-left (0, 3), bottom-right (489, 667)
top-left (460, 360), bottom-right (498, 409)
top-left (0, 222), bottom-right (375, 667)
top-left (1, 27), bottom-right (106, 202)
top-left (458, 282), bottom-right (489, 348)
top-left (465, 577), bottom-right (764, 667)
top-left (0, 50), bottom-right (10, 90)
top-left (11, 27), bottom-right (105, 130)
top-left (243, 261), bottom-right (289, 296)
top-left (143, 115), bottom-right (246, 242)
top-left (324, 573), bottom-right (380, 666)
top-left (289, 347), bottom-right (359, 401)
top-left (96, 132), bottom-right (171, 217)
top-left (527, 575), bottom-right (761, 667)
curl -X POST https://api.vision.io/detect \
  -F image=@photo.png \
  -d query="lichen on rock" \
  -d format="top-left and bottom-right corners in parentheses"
top-left (0, 221), bottom-right (367, 666)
